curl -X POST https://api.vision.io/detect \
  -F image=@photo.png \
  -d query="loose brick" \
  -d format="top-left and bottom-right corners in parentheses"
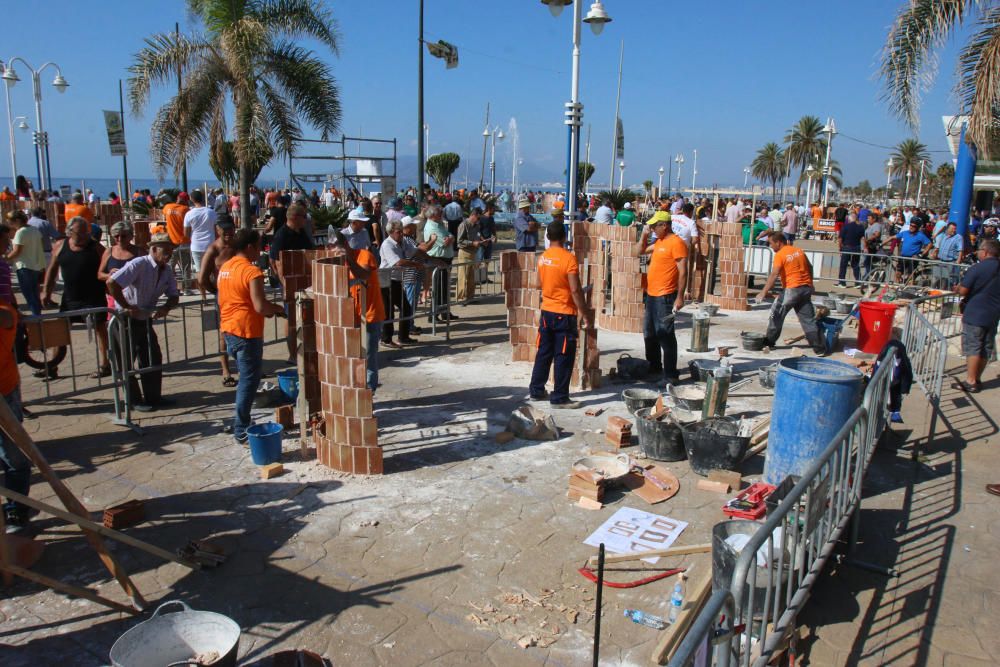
top-left (274, 404), bottom-right (294, 429)
top-left (260, 463), bottom-right (285, 479)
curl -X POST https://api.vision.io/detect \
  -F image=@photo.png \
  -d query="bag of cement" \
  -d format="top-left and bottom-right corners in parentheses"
top-left (507, 406), bottom-right (560, 441)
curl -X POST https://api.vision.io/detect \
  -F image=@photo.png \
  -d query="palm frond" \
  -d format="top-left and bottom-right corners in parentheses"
top-left (880, 0), bottom-right (974, 130)
top-left (148, 68), bottom-right (226, 178)
top-left (955, 6), bottom-right (1000, 158)
top-left (258, 79), bottom-right (301, 157)
top-left (252, 0), bottom-right (340, 53)
top-left (127, 32), bottom-right (206, 116)
top-left (188, 0), bottom-right (244, 35)
top-left (263, 41), bottom-right (342, 138)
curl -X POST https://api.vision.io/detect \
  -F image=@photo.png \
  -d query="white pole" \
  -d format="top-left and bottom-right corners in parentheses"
top-left (608, 40), bottom-right (623, 190)
top-left (821, 118), bottom-right (834, 209)
top-left (691, 149), bottom-right (697, 191)
top-left (31, 71), bottom-right (48, 191)
top-left (565, 0), bottom-right (582, 220)
top-left (3, 64), bottom-right (17, 188)
top-left (657, 168), bottom-right (663, 196)
top-left (583, 123), bottom-right (592, 194)
top-left (916, 160), bottom-right (926, 208)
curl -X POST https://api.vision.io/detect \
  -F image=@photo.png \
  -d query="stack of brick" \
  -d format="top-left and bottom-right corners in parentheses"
top-left (606, 416), bottom-right (633, 449)
top-left (277, 249), bottom-right (340, 415)
top-left (705, 221), bottom-right (750, 311)
top-left (311, 257), bottom-right (381, 475)
top-left (500, 249), bottom-right (601, 391)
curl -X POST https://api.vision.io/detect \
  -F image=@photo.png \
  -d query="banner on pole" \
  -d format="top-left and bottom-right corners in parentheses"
top-left (103, 110), bottom-right (127, 157)
top-left (615, 118), bottom-right (624, 160)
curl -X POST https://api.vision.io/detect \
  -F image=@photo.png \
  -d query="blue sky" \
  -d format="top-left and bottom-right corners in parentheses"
top-left (0, 0), bottom-right (971, 191)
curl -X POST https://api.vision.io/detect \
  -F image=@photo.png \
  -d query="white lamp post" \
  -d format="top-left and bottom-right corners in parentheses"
top-left (820, 117), bottom-right (836, 208)
top-left (743, 166), bottom-right (751, 189)
top-left (904, 169), bottom-right (912, 205)
top-left (618, 160), bottom-right (625, 188)
top-left (885, 158), bottom-right (894, 207)
top-left (805, 164), bottom-right (816, 205)
top-left (916, 159), bottom-right (927, 207)
top-left (483, 125), bottom-right (504, 194)
top-left (543, 0), bottom-right (611, 222)
top-left (674, 153), bottom-right (684, 192)
top-left (691, 148), bottom-right (698, 191)
top-left (3, 58), bottom-right (68, 192)
top-left (657, 165), bottom-right (664, 197)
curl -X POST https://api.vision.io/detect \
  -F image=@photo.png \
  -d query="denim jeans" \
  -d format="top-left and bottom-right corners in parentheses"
top-left (643, 293), bottom-right (679, 380)
top-left (16, 268), bottom-right (42, 316)
top-left (0, 386), bottom-right (29, 514)
top-left (403, 281), bottom-right (420, 312)
top-left (838, 246), bottom-right (862, 283)
top-left (765, 286), bottom-right (825, 354)
top-left (224, 333), bottom-right (264, 441)
top-left (366, 322), bottom-right (381, 391)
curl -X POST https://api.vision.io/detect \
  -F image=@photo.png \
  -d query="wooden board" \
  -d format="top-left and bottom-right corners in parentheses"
top-left (622, 464), bottom-right (680, 504)
top-left (652, 566), bottom-right (714, 664)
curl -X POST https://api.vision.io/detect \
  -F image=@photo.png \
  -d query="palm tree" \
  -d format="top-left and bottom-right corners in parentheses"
top-left (784, 116), bottom-right (826, 199)
top-left (890, 139), bottom-right (930, 202)
top-left (128, 0), bottom-right (343, 227)
top-left (881, 0), bottom-right (1000, 158)
top-left (426, 153), bottom-right (461, 192)
top-left (751, 142), bottom-right (787, 203)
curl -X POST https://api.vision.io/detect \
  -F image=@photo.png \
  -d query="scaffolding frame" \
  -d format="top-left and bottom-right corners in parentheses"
top-left (288, 134), bottom-right (398, 196)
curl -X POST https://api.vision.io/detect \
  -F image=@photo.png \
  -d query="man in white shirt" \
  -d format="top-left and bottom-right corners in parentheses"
top-left (321, 188), bottom-right (335, 208)
top-left (594, 198), bottom-right (615, 224)
top-left (669, 196), bottom-right (683, 216)
top-left (183, 189), bottom-right (218, 288)
top-left (671, 202), bottom-right (700, 298)
top-left (725, 199), bottom-right (742, 225)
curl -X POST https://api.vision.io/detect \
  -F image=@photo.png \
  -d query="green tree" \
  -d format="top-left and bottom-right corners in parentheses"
top-left (856, 179), bottom-right (873, 199)
top-left (596, 188), bottom-right (636, 211)
top-left (751, 142), bottom-right (787, 203)
top-left (643, 179), bottom-right (654, 195)
top-left (881, 0), bottom-right (1000, 158)
top-left (784, 115), bottom-right (826, 199)
top-left (890, 139), bottom-right (931, 202)
top-left (128, 0), bottom-right (343, 228)
top-left (426, 153), bottom-right (461, 191)
top-left (578, 161), bottom-right (595, 189)
top-left (208, 140), bottom-right (273, 193)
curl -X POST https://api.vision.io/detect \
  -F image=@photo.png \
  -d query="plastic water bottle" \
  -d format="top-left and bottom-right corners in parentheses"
top-left (623, 609), bottom-right (667, 630)
top-left (668, 579), bottom-right (686, 624)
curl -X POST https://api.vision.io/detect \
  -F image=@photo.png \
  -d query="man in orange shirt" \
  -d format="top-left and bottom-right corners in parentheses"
top-left (64, 191), bottom-right (94, 235)
top-left (163, 191), bottom-right (193, 293)
top-left (217, 229), bottom-right (285, 444)
top-left (529, 223), bottom-right (592, 408)
top-left (331, 230), bottom-right (385, 392)
top-left (0, 301), bottom-right (30, 532)
top-left (756, 231), bottom-right (825, 354)
top-left (638, 215), bottom-right (688, 384)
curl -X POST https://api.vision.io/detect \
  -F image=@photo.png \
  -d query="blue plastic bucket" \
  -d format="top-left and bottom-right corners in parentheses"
top-left (276, 369), bottom-right (299, 403)
top-left (247, 422), bottom-right (283, 465)
top-left (764, 357), bottom-right (862, 485)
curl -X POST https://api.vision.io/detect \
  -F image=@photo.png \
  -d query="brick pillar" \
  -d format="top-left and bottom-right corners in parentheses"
top-left (706, 222), bottom-right (750, 311)
top-left (312, 257), bottom-right (381, 475)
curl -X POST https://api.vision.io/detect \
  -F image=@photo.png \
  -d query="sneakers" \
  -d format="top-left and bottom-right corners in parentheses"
top-left (4, 508), bottom-right (30, 535)
top-left (550, 400), bottom-right (582, 409)
top-left (528, 390), bottom-right (548, 401)
top-left (890, 411), bottom-right (904, 423)
top-left (234, 436), bottom-right (249, 447)
top-left (132, 403), bottom-right (155, 413)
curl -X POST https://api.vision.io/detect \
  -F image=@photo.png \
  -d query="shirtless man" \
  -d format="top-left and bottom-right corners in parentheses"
top-left (197, 215), bottom-right (238, 386)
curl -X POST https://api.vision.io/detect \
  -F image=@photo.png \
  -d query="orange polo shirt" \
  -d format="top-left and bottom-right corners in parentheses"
top-left (218, 256), bottom-right (266, 339)
top-left (538, 246), bottom-right (579, 315)
top-left (65, 202), bottom-right (94, 225)
top-left (349, 249), bottom-right (386, 324)
top-left (0, 303), bottom-right (20, 395)
top-left (773, 245), bottom-right (812, 288)
top-left (162, 202), bottom-right (191, 245)
top-left (646, 235), bottom-right (688, 297)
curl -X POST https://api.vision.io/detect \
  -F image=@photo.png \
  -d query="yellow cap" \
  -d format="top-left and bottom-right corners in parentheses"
top-left (648, 210), bottom-right (672, 225)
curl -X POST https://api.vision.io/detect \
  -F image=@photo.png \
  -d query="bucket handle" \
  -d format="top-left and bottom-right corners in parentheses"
top-left (150, 600), bottom-right (192, 618)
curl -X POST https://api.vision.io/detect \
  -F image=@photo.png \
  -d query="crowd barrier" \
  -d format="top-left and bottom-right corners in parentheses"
top-left (743, 245), bottom-right (969, 291)
top-left (669, 350), bottom-right (897, 666)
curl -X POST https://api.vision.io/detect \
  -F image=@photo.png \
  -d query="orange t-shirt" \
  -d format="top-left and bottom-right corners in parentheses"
top-left (538, 247), bottom-right (579, 315)
top-left (65, 202), bottom-right (94, 225)
top-left (811, 206), bottom-right (822, 223)
top-left (162, 203), bottom-right (191, 245)
top-left (218, 256), bottom-right (266, 339)
top-left (773, 244), bottom-right (812, 288)
top-left (0, 303), bottom-right (20, 395)
top-left (646, 235), bottom-right (689, 297)
top-left (350, 249), bottom-right (386, 324)
top-left (0, 191), bottom-right (15, 202)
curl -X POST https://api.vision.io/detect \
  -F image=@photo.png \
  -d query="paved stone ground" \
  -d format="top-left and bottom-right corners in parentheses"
top-left (1, 276), bottom-right (994, 666)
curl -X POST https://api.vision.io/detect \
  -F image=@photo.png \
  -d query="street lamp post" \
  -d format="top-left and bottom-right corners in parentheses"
top-left (743, 166), bottom-right (751, 189)
top-left (657, 166), bottom-right (664, 197)
top-left (805, 164), bottom-right (816, 205)
top-left (820, 117), bottom-right (836, 208)
top-left (691, 148), bottom-right (697, 191)
top-left (484, 126), bottom-right (504, 195)
top-left (904, 169), bottom-right (912, 206)
top-left (674, 154), bottom-right (684, 192)
top-left (618, 160), bottom-right (625, 188)
top-left (885, 158), bottom-right (894, 208)
top-left (2, 57), bottom-right (69, 192)
top-left (542, 0), bottom-right (612, 222)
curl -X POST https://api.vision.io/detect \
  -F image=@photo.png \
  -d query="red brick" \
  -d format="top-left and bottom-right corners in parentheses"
top-left (332, 327), bottom-right (346, 357)
top-left (346, 416), bottom-right (364, 446)
top-left (351, 358), bottom-right (367, 388)
top-left (361, 417), bottom-right (378, 447)
top-left (344, 327), bottom-right (362, 357)
top-left (342, 387), bottom-right (359, 417)
top-left (333, 414), bottom-right (348, 444)
top-left (321, 382), bottom-right (342, 416)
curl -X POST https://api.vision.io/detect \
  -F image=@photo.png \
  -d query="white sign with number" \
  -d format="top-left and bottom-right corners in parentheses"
top-left (584, 506), bottom-right (688, 564)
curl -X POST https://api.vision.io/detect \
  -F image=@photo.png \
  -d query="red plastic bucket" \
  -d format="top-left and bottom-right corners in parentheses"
top-left (857, 302), bottom-right (897, 353)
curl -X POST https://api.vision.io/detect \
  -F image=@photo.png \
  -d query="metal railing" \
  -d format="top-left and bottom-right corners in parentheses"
top-left (670, 351), bottom-right (897, 667)
top-left (743, 245), bottom-right (970, 291)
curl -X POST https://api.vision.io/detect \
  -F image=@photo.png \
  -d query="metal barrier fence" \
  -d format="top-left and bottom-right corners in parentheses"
top-left (669, 350), bottom-right (897, 667)
top-left (743, 245), bottom-right (969, 291)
